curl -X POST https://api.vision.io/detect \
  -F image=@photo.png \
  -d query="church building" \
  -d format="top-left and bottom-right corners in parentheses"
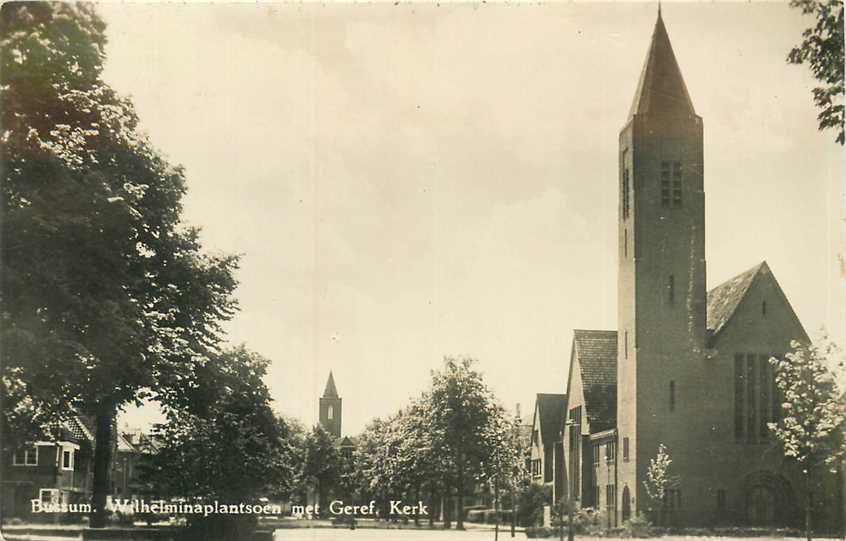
top-left (550, 9), bottom-right (843, 530)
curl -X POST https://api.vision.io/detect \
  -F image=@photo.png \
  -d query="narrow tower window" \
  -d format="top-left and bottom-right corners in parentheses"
top-left (661, 161), bottom-right (683, 207)
top-left (668, 275), bottom-right (675, 304)
top-left (327, 405), bottom-right (334, 420)
top-left (669, 380), bottom-right (676, 411)
top-left (672, 162), bottom-right (683, 207)
top-left (624, 228), bottom-right (628, 258)
top-left (624, 330), bottom-right (628, 360)
top-left (622, 150), bottom-right (631, 219)
top-left (762, 300), bottom-right (767, 317)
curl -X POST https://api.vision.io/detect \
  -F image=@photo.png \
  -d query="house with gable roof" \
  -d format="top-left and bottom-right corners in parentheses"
top-left (1, 415), bottom-right (97, 518)
top-left (529, 393), bottom-right (567, 503)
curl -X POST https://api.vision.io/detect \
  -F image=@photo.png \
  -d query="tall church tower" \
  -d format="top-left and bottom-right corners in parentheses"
top-left (617, 9), bottom-right (706, 517)
top-left (319, 372), bottom-right (342, 438)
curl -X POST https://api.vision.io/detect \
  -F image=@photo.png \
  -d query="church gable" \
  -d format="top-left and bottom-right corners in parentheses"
top-left (707, 261), bottom-right (808, 351)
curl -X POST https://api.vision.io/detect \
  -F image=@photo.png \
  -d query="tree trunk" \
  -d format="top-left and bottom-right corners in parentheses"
top-left (805, 472), bottom-right (812, 541)
top-left (494, 480), bottom-right (500, 541)
top-left (90, 403), bottom-right (115, 528)
top-left (428, 488), bottom-right (435, 527)
top-left (511, 483), bottom-right (516, 537)
top-left (456, 460), bottom-right (465, 530)
top-left (444, 483), bottom-right (452, 529)
top-left (414, 484), bottom-right (420, 526)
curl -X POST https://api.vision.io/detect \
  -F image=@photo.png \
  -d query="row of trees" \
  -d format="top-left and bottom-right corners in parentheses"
top-left (305, 358), bottom-right (528, 531)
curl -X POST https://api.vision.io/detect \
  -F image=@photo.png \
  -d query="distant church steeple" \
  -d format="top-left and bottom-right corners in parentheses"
top-left (319, 372), bottom-right (342, 438)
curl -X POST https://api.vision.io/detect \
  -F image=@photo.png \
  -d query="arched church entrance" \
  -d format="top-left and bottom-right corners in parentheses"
top-left (743, 471), bottom-right (795, 527)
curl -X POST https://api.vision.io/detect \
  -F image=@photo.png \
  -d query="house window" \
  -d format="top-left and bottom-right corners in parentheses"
top-left (13, 445), bottom-right (38, 466)
top-left (606, 484), bottom-right (617, 527)
top-left (62, 449), bottom-right (73, 470)
top-left (605, 440), bottom-right (616, 463)
top-left (532, 459), bottom-right (542, 478)
top-left (327, 405), bottom-right (334, 420)
top-left (668, 275), bottom-right (675, 304)
top-left (623, 437), bottom-right (630, 462)
top-left (716, 489), bottom-right (726, 512)
top-left (569, 407), bottom-right (582, 499)
top-left (39, 489), bottom-right (58, 506)
top-left (669, 380), bottom-right (676, 412)
top-left (593, 443), bottom-right (601, 466)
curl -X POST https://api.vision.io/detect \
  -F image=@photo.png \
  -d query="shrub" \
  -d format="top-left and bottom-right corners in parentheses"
top-left (622, 513), bottom-right (653, 538)
top-left (525, 526), bottom-right (555, 538)
top-left (516, 484), bottom-right (552, 527)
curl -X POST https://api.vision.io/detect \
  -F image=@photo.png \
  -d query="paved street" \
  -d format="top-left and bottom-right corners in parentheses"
top-left (275, 529), bottom-right (517, 541)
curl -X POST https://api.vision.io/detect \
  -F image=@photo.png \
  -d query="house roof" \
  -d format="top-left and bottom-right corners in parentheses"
top-left (628, 10), bottom-right (696, 120)
top-left (706, 261), bottom-right (766, 337)
top-left (573, 329), bottom-right (618, 433)
top-left (323, 372), bottom-right (339, 398)
top-left (535, 393), bottom-right (567, 445)
top-left (62, 415), bottom-right (95, 443)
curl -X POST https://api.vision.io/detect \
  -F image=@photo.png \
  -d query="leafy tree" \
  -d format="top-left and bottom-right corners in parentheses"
top-left (142, 347), bottom-right (287, 540)
top-left (478, 410), bottom-right (526, 538)
top-left (1, 3), bottom-right (238, 527)
top-left (787, 0), bottom-right (844, 144)
top-left (303, 425), bottom-right (341, 512)
top-left (642, 443), bottom-right (679, 526)
top-left (769, 337), bottom-right (846, 541)
top-left (427, 357), bottom-right (504, 530)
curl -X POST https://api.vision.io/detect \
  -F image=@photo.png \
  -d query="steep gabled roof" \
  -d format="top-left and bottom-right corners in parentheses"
top-left (62, 415), bottom-right (95, 443)
top-left (706, 261), bottom-right (766, 337)
top-left (573, 330), bottom-right (617, 433)
top-left (629, 11), bottom-right (696, 120)
top-left (117, 432), bottom-right (137, 453)
top-left (534, 393), bottom-right (567, 445)
top-left (323, 371), bottom-right (339, 398)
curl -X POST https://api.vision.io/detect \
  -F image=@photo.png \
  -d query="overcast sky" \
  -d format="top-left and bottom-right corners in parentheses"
top-left (99, 2), bottom-right (845, 435)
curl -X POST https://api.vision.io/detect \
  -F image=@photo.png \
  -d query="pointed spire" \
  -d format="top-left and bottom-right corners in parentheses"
top-left (323, 371), bottom-right (339, 398)
top-left (628, 10), bottom-right (696, 120)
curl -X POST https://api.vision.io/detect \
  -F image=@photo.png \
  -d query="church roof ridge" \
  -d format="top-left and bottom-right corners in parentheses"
top-left (628, 10), bottom-right (696, 120)
top-left (706, 261), bottom-right (767, 336)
